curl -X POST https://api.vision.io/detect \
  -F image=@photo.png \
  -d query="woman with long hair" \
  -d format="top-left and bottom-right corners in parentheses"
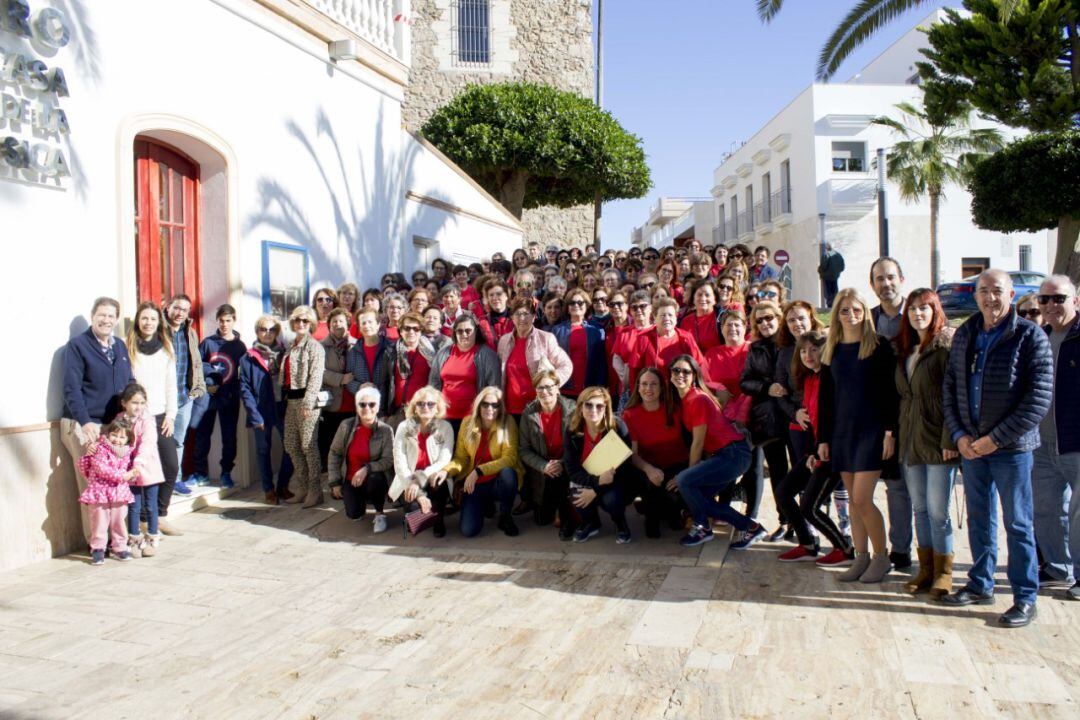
top-left (679, 280), bottom-right (722, 352)
top-left (337, 282), bottom-right (361, 316)
top-left (428, 313), bottom-right (501, 435)
top-left (390, 386), bottom-right (455, 537)
top-left (669, 354), bottom-right (766, 548)
top-left (445, 387), bottom-right (524, 537)
top-left (895, 288), bottom-right (958, 597)
top-left (311, 287), bottom-right (338, 341)
top-left (818, 288), bottom-right (899, 583)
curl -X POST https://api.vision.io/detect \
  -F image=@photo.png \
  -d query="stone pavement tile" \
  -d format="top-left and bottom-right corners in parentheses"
top-left (975, 662), bottom-right (1074, 705)
top-left (907, 682), bottom-right (1002, 720)
top-left (891, 624), bottom-right (983, 686)
top-left (627, 566), bottom-right (718, 649)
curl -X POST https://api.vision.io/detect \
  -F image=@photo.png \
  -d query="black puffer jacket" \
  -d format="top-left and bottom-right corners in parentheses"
top-left (943, 310), bottom-right (1052, 453)
top-left (740, 336), bottom-right (784, 444)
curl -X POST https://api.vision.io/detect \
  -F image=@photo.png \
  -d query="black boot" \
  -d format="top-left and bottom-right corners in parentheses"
top-left (498, 513), bottom-right (519, 537)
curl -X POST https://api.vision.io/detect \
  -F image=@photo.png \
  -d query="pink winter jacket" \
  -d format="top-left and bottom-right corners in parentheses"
top-left (77, 442), bottom-right (135, 506)
top-left (125, 411), bottom-right (166, 487)
top-left (496, 328), bottom-right (573, 388)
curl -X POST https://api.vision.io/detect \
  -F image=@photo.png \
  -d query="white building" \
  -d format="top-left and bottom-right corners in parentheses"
top-left (710, 9), bottom-right (1051, 304)
top-left (631, 197), bottom-right (714, 250)
top-left (0, 0), bottom-right (522, 570)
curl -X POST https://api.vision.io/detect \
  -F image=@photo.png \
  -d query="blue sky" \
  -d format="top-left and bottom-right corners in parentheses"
top-left (597, 0), bottom-right (953, 249)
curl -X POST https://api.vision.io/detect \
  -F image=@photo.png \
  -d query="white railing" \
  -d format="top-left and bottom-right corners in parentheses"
top-left (304, 0), bottom-right (408, 60)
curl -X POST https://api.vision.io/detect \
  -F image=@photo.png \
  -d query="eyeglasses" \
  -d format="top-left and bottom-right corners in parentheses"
top-left (480, 401), bottom-right (500, 410)
top-left (416, 401), bottom-right (437, 409)
top-left (581, 264), bottom-right (593, 271)
top-left (670, 367), bottom-right (693, 376)
top-left (536, 383), bottom-right (558, 393)
top-left (583, 402), bottom-right (606, 411)
top-left (593, 297), bottom-right (608, 304)
top-left (609, 300), bottom-right (626, 308)
top-left (512, 311), bottom-right (534, 320)
top-left (401, 326), bottom-right (421, 333)
top-left (316, 297), bottom-right (335, 304)
top-left (455, 328), bottom-right (474, 336)
top-left (567, 300), bottom-right (587, 307)
top-left (643, 255), bottom-right (659, 261)
top-left (357, 402), bottom-right (378, 409)
top-left (294, 318), bottom-right (311, 325)
top-left (1037, 294), bottom-right (1069, 305)
top-left (757, 290), bottom-right (779, 299)
top-left (256, 326), bottom-right (276, 333)
top-left (756, 316), bottom-right (778, 324)
top-left (631, 303), bottom-right (649, 311)
top-left (1017, 309), bottom-right (1042, 319)
top-left (718, 283), bottom-right (735, 292)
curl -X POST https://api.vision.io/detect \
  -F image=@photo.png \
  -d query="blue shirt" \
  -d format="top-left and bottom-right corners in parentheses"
top-left (954, 319), bottom-right (1008, 441)
top-left (173, 324), bottom-right (190, 404)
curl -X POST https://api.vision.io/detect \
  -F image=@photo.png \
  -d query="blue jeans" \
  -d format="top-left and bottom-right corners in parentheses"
top-left (961, 451), bottom-right (1038, 604)
top-left (903, 463), bottom-right (955, 555)
top-left (194, 393), bottom-right (240, 476)
top-left (884, 476), bottom-right (913, 555)
top-left (172, 398), bottom-right (193, 483)
top-left (677, 441), bottom-right (753, 530)
top-left (253, 418), bottom-right (294, 494)
top-left (459, 467), bottom-right (517, 538)
top-left (1032, 442), bottom-right (1080, 583)
top-left (128, 484), bottom-right (160, 536)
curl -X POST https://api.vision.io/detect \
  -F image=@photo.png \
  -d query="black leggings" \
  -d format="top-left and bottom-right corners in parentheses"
top-left (153, 413), bottom-right (180, 518)
top-left (340, 471), bottom-right (389, 518)
top-left (801, 462), bottom-right (850, 552)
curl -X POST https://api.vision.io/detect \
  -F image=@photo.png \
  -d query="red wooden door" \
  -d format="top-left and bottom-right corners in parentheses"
top-left (134, 139), bottom-right (201, 316)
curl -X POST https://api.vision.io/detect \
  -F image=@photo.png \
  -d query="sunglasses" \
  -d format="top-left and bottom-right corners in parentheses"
top-left (670, 367), bottom-right (693, 376)
top-left (567, 300), bottom-right (587, 307)
top-left (593, 297), bottom-right (609, 304)
top-left (480, 401), bottom-right (500, 410)
top-left (756, 316), bottom-right (778, 324)
top-left (416, 401), bottom-right (437, 409)
top-left (641, 282), bottom-right (656, 289)
top-left (609, 300), bottom-right (626, 308)
top-left (455, 328), bottom-right (474, 336)
top-left (757, 290), bottom-right (779, 299)
top-left (401, 326), bottom-right (421, 333)
top-left (631, 303), bottom-right (649, 311)
top-left (583, 402), bottom-right (606, 411)
top-left (536, 384), bottom-right (558, 393)
top-left (1037, 294), bottom-right (1069, 305)
top-left (316, 297), bottom-right (335, 304)
top-left (1017, 309), bottom-right (1042, 319)
top-left (294, 318), bottom-right (311, 325)
top-left (256, 326), bottom-right (277, 333)
top-left (357, 402), bottom-right (378, 409)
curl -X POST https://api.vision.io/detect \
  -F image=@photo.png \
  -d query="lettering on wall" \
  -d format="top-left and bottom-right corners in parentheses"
top-left (0, 0), bottom-right (71, 186)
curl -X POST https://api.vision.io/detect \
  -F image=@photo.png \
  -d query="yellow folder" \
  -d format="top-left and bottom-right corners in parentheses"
top-left (582, 430), bottom-right (633, 476)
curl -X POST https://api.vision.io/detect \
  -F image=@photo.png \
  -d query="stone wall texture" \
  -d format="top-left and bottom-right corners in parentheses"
top-left (404, 0), bottom-right (596, 249)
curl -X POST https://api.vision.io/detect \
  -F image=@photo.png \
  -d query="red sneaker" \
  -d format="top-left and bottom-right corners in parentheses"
top-left (816, 548), bottom-right (854, 567)
top-left (778, 545), bottom-right (819, 562)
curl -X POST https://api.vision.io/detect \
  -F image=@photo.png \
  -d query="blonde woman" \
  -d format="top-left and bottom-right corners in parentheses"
top-left (336, 282), bottom-right (361, 316)
top-left (390, 386), bottom-right (455, 536)
top-left (281, 305), bottom-right (326, 507)
top-left (445, 387), bottom-right (524, 537)
top-left (817, 289), bottom-right (900, 583)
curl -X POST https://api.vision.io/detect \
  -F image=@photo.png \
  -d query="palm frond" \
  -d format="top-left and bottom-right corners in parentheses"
top-left (755, 0), bottom-right (786, 23)
top-left (999, 0), bottom-right (1022, 24)
top-left (817, 0), bottom-right (936, 81)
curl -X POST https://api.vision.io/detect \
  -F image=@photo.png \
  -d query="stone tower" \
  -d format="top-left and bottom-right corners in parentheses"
top-left (403, 0), bottom-right (596, 249)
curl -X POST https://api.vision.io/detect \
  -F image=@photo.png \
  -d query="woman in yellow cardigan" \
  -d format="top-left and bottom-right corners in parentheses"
top-left (446, 387), bottom-right (524, 537)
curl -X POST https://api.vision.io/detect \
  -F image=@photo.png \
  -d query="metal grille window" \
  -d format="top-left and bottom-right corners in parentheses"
top-left (453, 0), bottom-right (491, 67)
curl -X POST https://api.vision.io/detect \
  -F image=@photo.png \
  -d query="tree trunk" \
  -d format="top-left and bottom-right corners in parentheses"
top-left (929, 189), bottom-right (941, 289)
top-left (495, 170), bottom-right (529, 220)
top-left (1054, 214), bottom-right (1080, 285)
top-left (593, 190), bottom-right (602, 251)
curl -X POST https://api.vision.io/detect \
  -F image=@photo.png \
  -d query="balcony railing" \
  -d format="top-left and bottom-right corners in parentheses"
top-left (737, 210), bottom-right (755, 238)
top-left (725, 218), bottom-right (738, 241)
top-left (713, 224), bottom-right (725, 245)
top-left (770, 187), bottom-right (792, 217)
top-left (305, 0), bottom-right (406, 60)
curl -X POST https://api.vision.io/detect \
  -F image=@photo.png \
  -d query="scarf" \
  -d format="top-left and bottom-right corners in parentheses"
top-left (106, 441), bottom-right (131, 459)
top-left (253, 341), bottom-right (283, 377)
top-left (395, 335), bottom-right (436, 378)
top-left (136, 336), bottom-right (163, 356)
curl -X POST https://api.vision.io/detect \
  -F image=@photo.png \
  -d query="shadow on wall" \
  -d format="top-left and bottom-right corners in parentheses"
top-left (244, 106), bottom-right (438, 290)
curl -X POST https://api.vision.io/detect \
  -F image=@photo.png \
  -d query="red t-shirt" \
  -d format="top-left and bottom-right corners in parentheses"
top-left (345, 423), bottom-right (372, 480)
top-left (681, 386), bottom-right (742, 454)
top-left (567, 324), bottom-right (588, 396)
top-left (704, 342), bottom-right (750, 397)
top-left (474, 428), bottom-right (495, 482)
top-left (312, 321), bottom-right (330, 341)
top-left (582, 429), bottom-right (602, 463)
top-left (539, 406), bottom-right (564, 459)
top-left (622, 404), bottom-right (686, 469)
top-left (394, 349), bottom-right (430, 409)
top-left (504, 339), bottom-right (533, 414)
top-left (383, 326), bottom-right (399, 342)
top-left (416, 431), bottom-right (431, 470)
top-left (362, 342), bottom-right (379, 379)
top-left (790, 371), bottom-right (822, 434)
top-left (655, 332), bottom-right (684, 369)
top-left (680, 312), bottom-right (720, 352)
top-left (283, 355), bottom-right (291, 388)
top-left (441, 345), bottom-right (479, 419)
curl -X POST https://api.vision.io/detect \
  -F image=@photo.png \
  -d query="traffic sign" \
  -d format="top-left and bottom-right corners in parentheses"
top-left (774, 249), bottom-right (790, 266)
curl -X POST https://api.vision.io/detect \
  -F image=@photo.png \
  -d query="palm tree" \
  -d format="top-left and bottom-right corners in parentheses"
top-left (756, 0), bottom-right (1023, 81)
top-left (872, 100), bottom-right (1003, 287)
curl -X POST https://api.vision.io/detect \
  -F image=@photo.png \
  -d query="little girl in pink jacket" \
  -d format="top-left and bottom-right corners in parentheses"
top-left (78, 420), bottom-right (137, 565)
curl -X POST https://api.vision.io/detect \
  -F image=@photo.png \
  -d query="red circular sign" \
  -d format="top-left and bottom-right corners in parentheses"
top-left (774, 250), bottom-right (790, 266)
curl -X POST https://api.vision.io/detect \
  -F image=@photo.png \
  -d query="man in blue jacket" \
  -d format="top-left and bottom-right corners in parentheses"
top-left (1031, 275), bottom-right (1080, 601)
top-left (942, 269), bottom-right (1053, 627)
top-left (61, 297), bottom-right (134, 545)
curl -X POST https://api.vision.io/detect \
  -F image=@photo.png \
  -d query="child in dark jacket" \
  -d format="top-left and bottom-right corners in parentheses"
top-left (239, 315), bottom-right (294, 503)
top-left (190, 304), bottom-right (247, 489)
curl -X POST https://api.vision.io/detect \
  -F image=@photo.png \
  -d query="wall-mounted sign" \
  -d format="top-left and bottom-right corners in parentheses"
top-left (262, 241), bottom-right (310, 321)
top-left (0, 0), bottom-right (72, 186)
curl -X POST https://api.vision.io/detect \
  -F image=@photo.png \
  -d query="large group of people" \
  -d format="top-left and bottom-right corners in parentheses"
top-left (62, 239), bottom-right (1079, 629)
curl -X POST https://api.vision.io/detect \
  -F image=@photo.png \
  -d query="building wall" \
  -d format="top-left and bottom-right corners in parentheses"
top-left (0, 0), bottom-right (520, 571)
top-left (403, 0), bottom-right (596, 248)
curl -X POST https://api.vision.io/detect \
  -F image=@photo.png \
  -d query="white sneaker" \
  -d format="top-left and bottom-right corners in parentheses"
top-left (373, 514), bottom-right (388, 534)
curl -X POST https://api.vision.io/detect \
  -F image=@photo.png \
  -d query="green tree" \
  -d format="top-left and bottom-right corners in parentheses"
top-left (873, 100), bottom-right (1003, 287)
top-left (420, 82), bottom-right (651, 220)
top-left (920, 0), bottom-right (1080, 279)
top-left (755, 0), bottom-right (1022, 80)
top-left (968, 131), bottom-right (1080, 279)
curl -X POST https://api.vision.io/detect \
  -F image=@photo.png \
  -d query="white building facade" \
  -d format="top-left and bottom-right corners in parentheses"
top-left (710, 11), bottom-right (1051, 304)
top-left (631, 197), bottom-right (714, 250)
top-left (0, 0), bottom-right (522, 570)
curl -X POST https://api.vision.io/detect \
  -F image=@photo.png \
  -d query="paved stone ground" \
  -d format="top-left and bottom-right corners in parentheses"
top-left (0, 487), bottom-right (1077, 719)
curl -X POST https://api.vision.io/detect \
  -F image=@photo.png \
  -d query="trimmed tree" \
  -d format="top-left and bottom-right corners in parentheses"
top-left (420, 82), bottom-right (651, 220)
top-left (919, 0), bottom-right (1080, 280)
top-left (968, 131), bottom-right (1080, 281)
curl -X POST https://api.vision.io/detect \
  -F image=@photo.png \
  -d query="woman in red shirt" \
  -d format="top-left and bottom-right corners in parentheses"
top-left (429, 313), bottom-right (501, 436)
top-left (628, 297), bottom-right (706, 388)
top-left (679, 280), bottom-right (722, 352)
top-left (311, 287), bottom-right (338, 341)
top-left (669, 354), bottom-right (766, 549)
top-left (623, 368), bottom-right (688, 539)
top-left (390, 312), bottom-right (435, 424)
top-left (327, 385), bottom-right (395, 533)
top-left (704, 310), bottom-right (751, 407)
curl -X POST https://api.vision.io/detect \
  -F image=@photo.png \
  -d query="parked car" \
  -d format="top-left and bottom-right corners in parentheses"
top-left (936, 271), bottom-right (1046, 318)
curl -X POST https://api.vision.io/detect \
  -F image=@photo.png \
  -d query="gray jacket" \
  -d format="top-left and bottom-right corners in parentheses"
top-left (428, 342), bottom-right (502, 391)
top-left (327, 416), bottom-right (394, 488)
top-left (518, 396), bottom-right (576, 474)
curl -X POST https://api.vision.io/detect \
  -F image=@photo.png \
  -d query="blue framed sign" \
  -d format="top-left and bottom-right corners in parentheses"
top-left (261, 241), bottom-right (309, 321)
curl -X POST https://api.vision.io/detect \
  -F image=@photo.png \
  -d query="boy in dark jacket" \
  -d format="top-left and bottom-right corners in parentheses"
top-left (190, 304), bottom-right (247, 489)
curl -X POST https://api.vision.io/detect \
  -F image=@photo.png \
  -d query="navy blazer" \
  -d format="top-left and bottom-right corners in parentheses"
top-left (551, 321), bottom-right (607, 393)
top-left (62, 329), bottom-right (134, 425)
top-left (943, 309), bottom-right (1053, 454)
